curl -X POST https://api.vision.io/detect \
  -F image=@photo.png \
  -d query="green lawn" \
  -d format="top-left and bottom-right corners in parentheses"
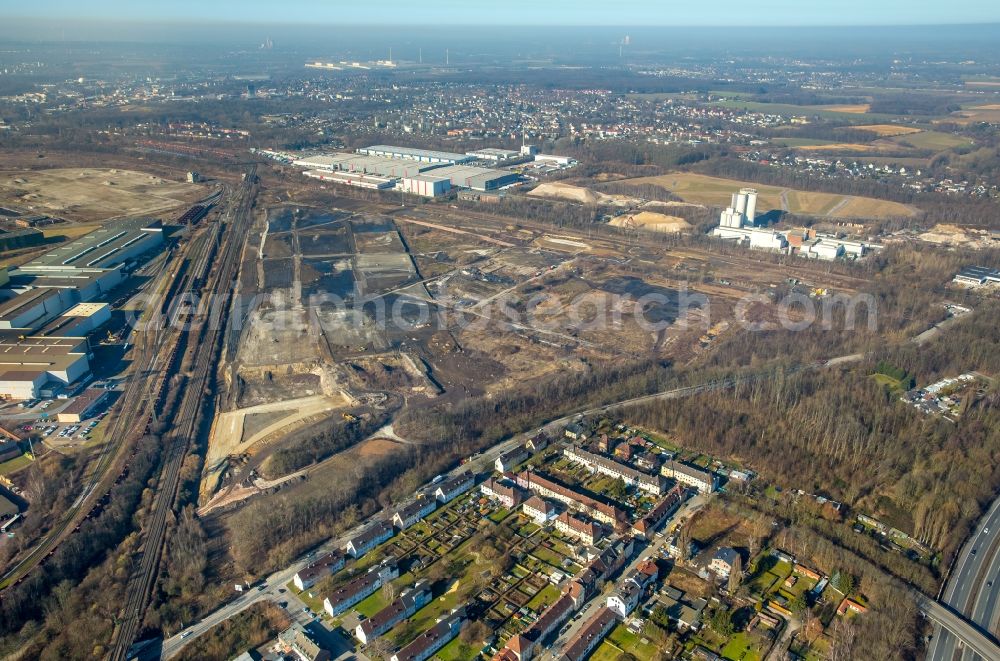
top-left (531, 545), bottom-right (567, 569)
top-left (488, 508), bottom-right (512, 523)
top-left (0, 453), bottom-right (32, 476)
top-left (890, 130), bottom-right (972, 151)
top-left (525, 583), bottom-right (561, 611)
top-left (436, 636), bottom-right (480, 661)
top-left (353, 590), bottom-right (389, 618)
top-left (721, 631), bottom-right (766, 661)
top-left (872, 373), bottom-right (903, 391)
top-left (606, 624), bottom-right (661, 658)
top-left (590, 641), bottom-right (624, 661)
top-left (288, 580), bottom-right (326, 615)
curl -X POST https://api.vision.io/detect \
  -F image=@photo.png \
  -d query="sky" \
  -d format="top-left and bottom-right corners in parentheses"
top-left (5, 0), bottom-right (1000, 26)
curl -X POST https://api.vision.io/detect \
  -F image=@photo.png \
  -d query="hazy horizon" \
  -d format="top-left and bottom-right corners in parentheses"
top-left (3, 0), bottom-right (1000, 29)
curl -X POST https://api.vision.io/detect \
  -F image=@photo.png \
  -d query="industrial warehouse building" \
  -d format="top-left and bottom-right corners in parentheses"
top-left (0, 287), bottom-right (79, 330)
top-left (357, 145), bottom-right (474, 165)
top-left (56, 387), bottom-right (111, 423)
top-left (398, 175), bottom-right (452, 197)
top-left (424, 164), bottom-right (520, 192)
top-left (24, 217), bottom-right (163, 271)
top-left (0, 338), bottom-right (90, 400)
top-left (466, 148), bottom-right (520, 162)
top-left (0, 218), bottom-right (165, 400)
top-left (7, 267), bottom-right (123, 301)
top-left (294, 153), bottom-right (437, 178)
top-left (304, 170), bottom-right (396, 190)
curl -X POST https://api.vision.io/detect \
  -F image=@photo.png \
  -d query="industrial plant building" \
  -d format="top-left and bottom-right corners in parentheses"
top-left (711, 188), bottom-right (880, 259)
top-left (0, 287), bottom-right (79, 330)
top-left (425, 164), bottom-right (520, 192)
top-left (0, 218), bottom-right (165, 400)
top-left (294, 154), bottom-right (436, 179)
top-left (293, 146), bottom-right (523, 195)
top-left (398, 175), bottom-right (452, 198)
top-left (953, 265), bottom-right (1000, 287)
top-left (24, 217), bottom-right (163, 272)
top-left (0, 338), bottom-right (90, 400)
top-left (7, 267), bottom-right (123, 301)
top-left (357, 145), bottom-right (474, 165)
top-left (303, 170), bottom-right (396, 191)
top-left (467, 148), bottom-right (520, 162)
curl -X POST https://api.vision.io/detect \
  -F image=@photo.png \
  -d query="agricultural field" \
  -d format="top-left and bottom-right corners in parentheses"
top-left (854, 124), bottom-right (923, 137)
top-left (706, 98), bottom-right (901, 122)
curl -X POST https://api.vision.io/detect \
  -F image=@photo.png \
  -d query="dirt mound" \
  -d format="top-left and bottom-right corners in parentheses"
top-left (610, 211), bottom-right (692, 233)
top-left (529, 182), bottom-right (602, 204)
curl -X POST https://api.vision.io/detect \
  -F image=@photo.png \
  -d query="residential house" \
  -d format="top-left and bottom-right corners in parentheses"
top-left (607, 581), bottom-right (641, 617)
top-left (665, 533), bottom-right (698, 562)
top-left (564, 422), bottom-right (588, 441)
top-left (345, 521), bottom-right (395, 558)
top-left (481, 477), bottom-right (527, 508)
top-left (631, 484), bottom-right (685, 539)
top-left (434, 472), bottom-right (475, 503)
top-left (559, 607), bottom-right (618, 661)
top-left (634, 452), bottom-right (661, 472)
top-left (632, 559), bottom-right (659, 588)
top-left (613, 443), bottom-right (634, 462)
top-left (323, 559), bottom-right (399, 616)
top-left (793, 564), bottom-right (823, 581)
top-left (661, 460), bottom-right (718, 494)
top-left (654, 591), bottom-right (706, 631)
top-left (293, 552), bottom-right (345, 591)
top-left (492, 635), bottom-right (534, 661)
top-left (523, 594), bottom-right (575, 646)
top-left (276, 622), bottom-right (330, 661)
top-left (596, 434), bottom-right (614, 453)
top-left (563, 446), bottom-right (666, 496)
top-left (710, 548), bottom-right (740, 579)
top-left (496, 447), bottom-right (531, 472)
top-left (555, 511), bottom-right (605, 546)
top-left (390, 612), bottom-right (464, 661)
top-left (837, 598), bottom-right (868, 615)
top-left (516, 470), bottom-right (628, 530)
top-left (522, 496), bottom-right (557, 525)
top-left (525, 434), bottom-right (549, 453)
top-left (393, 497), bottom-right (437, 531)
top-left (355, 580), bottom-right (432, 645)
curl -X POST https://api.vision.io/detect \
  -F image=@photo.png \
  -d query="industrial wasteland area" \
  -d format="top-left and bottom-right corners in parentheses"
top-left (1, 14), bottom-right (1000, 661)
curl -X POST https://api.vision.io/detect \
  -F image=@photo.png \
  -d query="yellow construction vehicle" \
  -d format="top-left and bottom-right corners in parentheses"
top-left (342, 412), bottom-right (358, 422)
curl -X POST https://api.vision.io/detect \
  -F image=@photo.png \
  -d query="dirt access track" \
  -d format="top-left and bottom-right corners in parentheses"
top-left (201, 392), bottom-right (354, 498)
top-left (0, 167), bottom-right (204, 222)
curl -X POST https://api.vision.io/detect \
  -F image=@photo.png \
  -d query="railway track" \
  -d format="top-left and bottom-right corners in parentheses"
top-left (109, 165), bottom-right (258, 661)
top-left (0, 244), bottom-right (188, 590)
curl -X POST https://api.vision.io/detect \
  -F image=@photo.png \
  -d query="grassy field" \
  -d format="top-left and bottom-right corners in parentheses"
top-left (706, 98), bottom-right (902, 123)
top-left (854, 124), bottom-right (923, 137)
top-left (771, 138), bottom-right (837, 148)
top-left (0, 453), bottom-right (33, 476)
top-left (619, 172), bottom-right (918, 219)
top-left (721, 631), bottom-right (767, 661)
top-left (590, 624), bottom-right (663, 661)
top-left (889, 130), bottom-right (973, 151)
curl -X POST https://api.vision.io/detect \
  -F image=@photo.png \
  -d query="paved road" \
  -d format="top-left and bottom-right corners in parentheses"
top-left (927, 496), bottom-right (1000, 661)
